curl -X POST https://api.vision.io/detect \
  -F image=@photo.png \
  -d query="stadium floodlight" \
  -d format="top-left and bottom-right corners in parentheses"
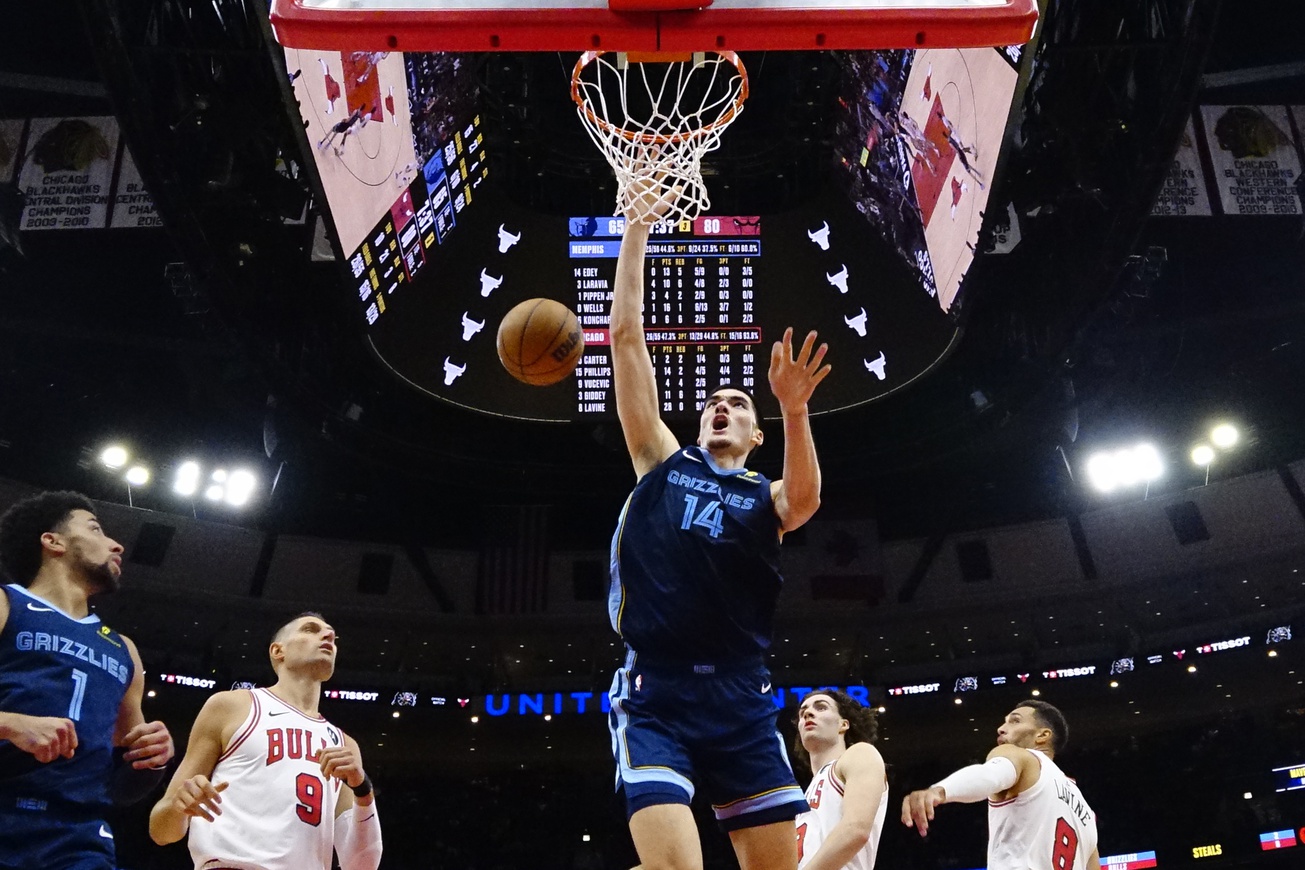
top-left (124, 466), bottom-right (151, 486)
top-left (173, 461), bottom-right (201, 497)
top-left (1085, 443), bottom-right (1164, 494)
top-left (225, 469), bottom-right (257, 507)
top-left (100, 445), bottom-right (129, 469)
top-left (211, 468), bottom-right (228, 483)
top-left (1210, 423), bottom-right (1239, 450)
top-left (204, 484), bottom-right (224, 501)
top-left (1191, 444), bottom-right (1215, 467)
top-left (1085, 453), bottom-right (1118, 493)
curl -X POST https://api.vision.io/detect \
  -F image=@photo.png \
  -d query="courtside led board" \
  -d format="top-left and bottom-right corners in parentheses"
top-left (270, 0), bottom-right (1038, 53)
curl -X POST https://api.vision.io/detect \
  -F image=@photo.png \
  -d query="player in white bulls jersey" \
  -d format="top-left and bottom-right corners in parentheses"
top-left (793, 690), bottom-right (887, 870)
top-left (901, 699), bottom-right (1099, 870)
top-left (149, 613), bottom-right (382, 870)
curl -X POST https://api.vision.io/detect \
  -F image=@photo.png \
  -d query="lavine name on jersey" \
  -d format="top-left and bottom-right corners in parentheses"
top-left (14, 629), bottom-right (130, 683)
top-left (1055, 778), bottom-right (1093, 828)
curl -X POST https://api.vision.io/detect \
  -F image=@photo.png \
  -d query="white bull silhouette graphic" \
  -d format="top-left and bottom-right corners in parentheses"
top-left (497, 224), bottom-right (522, 253)
top-left (845, 308), bottom-right (868, 337)
top-left (807, 221), bottom-right (831, 251)
top-left (442, 357), bottom-right (466, 385)
top-left (826, 264), bottom-right (849, 294)
top-left (478, 269), bottom-right (503, 298)
top-left (460, 313), bottom-right (485, 341)
top-left (863, 351), bottom-right (887, 381)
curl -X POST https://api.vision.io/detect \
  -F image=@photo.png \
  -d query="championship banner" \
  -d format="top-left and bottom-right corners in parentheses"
top-left (18, 116), bottom-right (120, 230)
top-left (1199, 105), bottom-right (1302, 216)
top-left (1151, 117), bottom-right (1212, 216)
top-left (0, 119), bottom-right (26, 184)
top-left (109, 145), bottom-right (162, 228)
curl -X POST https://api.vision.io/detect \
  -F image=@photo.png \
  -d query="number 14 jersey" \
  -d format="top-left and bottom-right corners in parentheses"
top-left (189, 688), bottom-right (344, 870)
top-left (988, 748), bottom-right (1098, 870)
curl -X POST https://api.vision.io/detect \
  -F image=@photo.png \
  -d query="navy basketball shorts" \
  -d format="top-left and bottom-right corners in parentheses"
top-left (0, 803), bottom-right (115, 870)
top-left (607, 647), bottom-right (809, 831)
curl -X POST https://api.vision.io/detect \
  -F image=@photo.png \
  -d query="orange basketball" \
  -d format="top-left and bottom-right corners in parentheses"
top-left (496, 298), bottom-right (586, 386)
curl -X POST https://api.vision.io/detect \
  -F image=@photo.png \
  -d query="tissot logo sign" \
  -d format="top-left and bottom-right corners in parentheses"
top-left (1196, 635), bottom-right (1250, 654)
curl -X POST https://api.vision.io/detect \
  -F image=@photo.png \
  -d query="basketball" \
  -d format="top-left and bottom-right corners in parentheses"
top-left (496, 298), bottom-right (586, 386)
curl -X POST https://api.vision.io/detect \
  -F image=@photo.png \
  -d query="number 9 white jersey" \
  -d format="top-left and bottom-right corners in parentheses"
top-left (987, 748), bottom-right (1098, 870)
top-left (189, 688), bottom-right (344, 870)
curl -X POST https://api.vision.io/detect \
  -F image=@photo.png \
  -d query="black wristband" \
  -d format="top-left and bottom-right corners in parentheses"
top-left (350, 775), bottom-right (373, 798)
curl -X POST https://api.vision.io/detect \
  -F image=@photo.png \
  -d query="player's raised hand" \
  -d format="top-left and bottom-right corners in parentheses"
top-left (622, 156), bottom-right (680, 225)
top-left (769, 328), bottom-right (831, 414)
top-left (0, 712), bottom-right (78, 763)
top-left (173, 775), bottom-right (228, 823)
top-left (121, 719), bottom-right (175, 769)
top-left (319, 743), bottom-right (367, 790)
top-left (901, 786), bottom-right (946, 837)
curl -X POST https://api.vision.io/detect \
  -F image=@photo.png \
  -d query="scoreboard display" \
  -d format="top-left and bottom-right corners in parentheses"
top-left (364, 184), bottom-right (958, 421)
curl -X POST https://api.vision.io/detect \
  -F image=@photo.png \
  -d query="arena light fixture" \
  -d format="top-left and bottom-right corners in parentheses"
top-left (174, 461), bottom-right (201, 496)
top-left (1191, 445), bottom-right (1215, 467)
top-left (100, 445), bottom-right (129, 469)
top-left (1085, 442), bottom-right (1164, 494)
top-left (204, 484), bottom-right (224, 501)
top-left (1210, 423), bottom-right (1239, 450)
top-left (225, 469), bottom-right (257, 507)
top-left (125, 466), bottom-right (151, 486)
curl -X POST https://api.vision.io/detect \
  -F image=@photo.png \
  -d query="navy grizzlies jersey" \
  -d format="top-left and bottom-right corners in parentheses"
top-left (0, 584), bottom-right (134, 811)
top-left (610, 446), bottom-right (782, 662)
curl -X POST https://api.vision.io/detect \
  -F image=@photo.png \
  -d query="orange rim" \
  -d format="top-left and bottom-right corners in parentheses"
top-left (571, 50), bottom-right (749, 146)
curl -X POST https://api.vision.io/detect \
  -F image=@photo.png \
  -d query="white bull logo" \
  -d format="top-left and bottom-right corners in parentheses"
top-left (460, 313), bottom-right (485, 341)
top-left (845, 307), bottom-right (868, 337)
top-left (807, 221), bottom-right (831, 251)
top-left (478, 269), bottom-right (503, 297)
top-left (826, 264), bottom-right (849, 294)
top-left (864, 351), bottom-right (887, 381)
top-left (442, 357), bottom-right (466, 385)
top-left (497, 224), bottom-right (522, 253)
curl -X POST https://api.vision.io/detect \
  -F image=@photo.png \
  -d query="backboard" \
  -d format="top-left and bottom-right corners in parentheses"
top-left (269, 0), bottom-right (1039, 53)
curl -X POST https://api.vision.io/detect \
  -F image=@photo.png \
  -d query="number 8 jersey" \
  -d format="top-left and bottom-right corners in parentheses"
top-left (988, 748), bottom-right (1098, 870)
top-left (609, 446), bottom-right (782, 662)
top-left (189, 688), bottom-right (344, 870)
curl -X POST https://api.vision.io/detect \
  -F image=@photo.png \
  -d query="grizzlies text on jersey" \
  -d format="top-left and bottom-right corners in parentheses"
top-left (0, 583), bottom-right (134, 811)
top-left (609, 446), bottom-right (782, 663)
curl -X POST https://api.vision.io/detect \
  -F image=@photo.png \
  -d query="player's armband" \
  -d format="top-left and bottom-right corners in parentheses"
top-left (335, 800), bottom-right (382, 870)
top-left (933, 756), bottom-right (1019, 804)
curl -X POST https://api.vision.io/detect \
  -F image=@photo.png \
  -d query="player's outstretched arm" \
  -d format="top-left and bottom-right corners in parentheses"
top-left (611, 185), bottom-right (679, 479)
top-left (149, 690), bottom-right (246, 845)
top-left (801, 743), bottom-right (886, 870)
top-left (901, 745), bottom-right (1029, 837)
top-left (769, 328), bottom-right (830, 531)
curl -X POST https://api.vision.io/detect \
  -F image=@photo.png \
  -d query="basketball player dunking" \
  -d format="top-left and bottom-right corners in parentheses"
top-left (609, 181), bottom-right (831, 870)
top-left (793, 690), bottom-right (888, 870)
top-left (0, 491), bottom-right (175, 870)
top-left (901, 700), bottom-right (1100, 870)
top-left (149, 613), bottom-right (381, 870)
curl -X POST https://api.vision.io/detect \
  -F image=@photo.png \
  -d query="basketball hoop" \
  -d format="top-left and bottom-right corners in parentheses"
top-left (571, 50), bottom-right (748, 225)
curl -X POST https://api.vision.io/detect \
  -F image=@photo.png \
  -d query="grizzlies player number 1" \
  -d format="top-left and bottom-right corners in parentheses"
top-left (68, 668), bottom-right (89, 719)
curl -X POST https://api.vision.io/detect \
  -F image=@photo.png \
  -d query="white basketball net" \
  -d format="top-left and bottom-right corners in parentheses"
top-left (572, 51), bottom-right (748, 225)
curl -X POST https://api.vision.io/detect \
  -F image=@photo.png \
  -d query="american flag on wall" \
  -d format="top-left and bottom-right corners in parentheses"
top-left (476, 505), bottom-right (549, 614)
